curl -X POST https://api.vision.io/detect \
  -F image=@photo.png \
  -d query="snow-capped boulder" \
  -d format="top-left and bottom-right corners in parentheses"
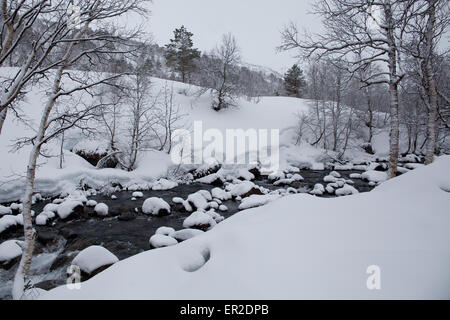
top-left (94, 203), bottom-right (109, 216)
top-left (361, 170), bottom-right (388, 183)
top-left (172, 229), bottom-right (204, 242)
top-left (86, 200), bottom-right (98, 207)
top-left (36, 213), bottom-right (50, 226)
top-left (111, 195), bottom-right (117, 200)
top-left (268, 171), bottom-right (285, 181)
top-left (0, 240), bottom-right (23, 269)
top-left (155, 226), bottom-right (176, 237)
top-left (238, 169), bottom-right (255, 181)
top-left (273, 173), bottom-right (304, 186)
top-left (0, 205), bottom-right (12, 216)
top-left (0, 215), bottom-right (20, 234)
top-left (310, 184), bottom-right (325, 196)
top-left (323, 175), bottom-right (338, 183)
top-left (56, 200), bottom-right (84, 220)
top-left (206, 209), bottom-right (224, 223)
top-left (152, 179), bottom-right (178, 191)
top-left (183, 211), bottom-right (217, 231)
top-left (196, 173), bottom-right (224, 185)
top-left (72, 246), bottom-right (119, 279)
top-left (326, 185), bottom-right (335, 194)
top-left (349, 173), bottom-right (362, 179)
top-left (211, 188), bottom-right (232, 201)
top-left (10, 203), bottom-right (23, 214)
top-left (239, 194), bottom-right (281, 210)
top-left (335, 184), bottom-right (359, 196)
top-left (187, 192), bottom-right (209, 211)
top-left (149, 234), bottom-right (178, 249)
top-left (142, 197), bottom-right (171, 216)
top-left (219, 205), bottom-right (228, 212)
top-left (330, 171), bottom-right (341, 178)
top-left (132, 191), bottom-right (144, 198)
top-left (229, 181), bottom-right (262, 198)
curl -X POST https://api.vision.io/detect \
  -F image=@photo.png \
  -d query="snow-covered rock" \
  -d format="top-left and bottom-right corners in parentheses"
top-left (35, 213), bottom-right (49, 226)
top-left (330, 171), bottom-right (341, 178)
top-left (206, 210), bottom-right (224, 223)
top-left (149, 234), bottom-right (178, 249)
top-left (152, 179), bottom-right (178, 191)
top-left (0, 240), bottom-right (23, 267)
top-left (349, 173), bottom-right (362, 179)
top-left (86, 200), bottom-right (98, 207)
top-left (94, 203), bottom-right (109, 216)
top-left (196, 173), bottom-right (223, 185)
top-left (239, 194), bottom-right (281, 210)
top-left (72, 246), bottom-right (119, 276)
top-left (361, 170), bottom-right (388, 183)
top-left (238, 169), bottom-right (255, 181)
top-left (310, 183), bottom-right (325, 196)
top-left (56, 200), bottom-right (83, 220)
top-left (142, 197), bottom-right (171, 216)
top-left (0, 215), bottom-right (20, 234)
top-left (187, 192), bottom-right (209, 211)
top-left (172, 229), bottom-right (204, 242)
top-left (132, 191), bottom-right (144, 198)
top-left (335, 184), bottom-right (359, 196)
top-left (323, 175), bottom-right (338, 183)
top-left (0, 205), bottom-right (12, 216)
top-left (229, 181), bottom-right (261, 198)
top-left (183, 211), bottom-right (217, 230)
top-left (155, 226), bottom-right (176, 237)
top-left (211, 188), bottom-right (231, 201)
top-left (273, 173), bottom-right (304, 186)
top-left (219, 205), bottom-right (228, 212)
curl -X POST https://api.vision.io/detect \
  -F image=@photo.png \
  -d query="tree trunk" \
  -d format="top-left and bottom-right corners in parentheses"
top-left (388, 81), bottom-right (400, 178)
top-left (0, 107), bottom-right (7, 134)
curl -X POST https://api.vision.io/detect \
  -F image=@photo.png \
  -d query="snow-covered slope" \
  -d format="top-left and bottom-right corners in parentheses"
top-left (43, 156), bottom-right (450, 300)
top-left (0, 69), bottom-right (314, 202)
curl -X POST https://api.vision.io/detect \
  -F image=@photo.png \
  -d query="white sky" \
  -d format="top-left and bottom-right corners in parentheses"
top-left (141, 0), bottom-right (321, 73)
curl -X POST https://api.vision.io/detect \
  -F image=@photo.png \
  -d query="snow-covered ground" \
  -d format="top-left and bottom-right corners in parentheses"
top-left (0, 68), bottom-right (388, 203)
top-left (42, 156), bottom-right (450, 300)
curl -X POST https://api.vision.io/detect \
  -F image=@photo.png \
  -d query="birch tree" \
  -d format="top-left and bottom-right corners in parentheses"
top-left (12, 0), bottom-right (149, 299)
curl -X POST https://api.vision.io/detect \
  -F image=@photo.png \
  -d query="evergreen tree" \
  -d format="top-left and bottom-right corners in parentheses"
top-left (165, 26), bottom-right (201, 83)
top-left (284, 64), bottom-right (307, 97)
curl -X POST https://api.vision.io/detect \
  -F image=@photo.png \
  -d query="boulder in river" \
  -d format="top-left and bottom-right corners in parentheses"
top-left (71, 245), bottom-right (119, 281)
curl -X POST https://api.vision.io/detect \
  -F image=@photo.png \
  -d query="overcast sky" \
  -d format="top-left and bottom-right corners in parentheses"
top-left (142, 0), bottom-right (321, 74)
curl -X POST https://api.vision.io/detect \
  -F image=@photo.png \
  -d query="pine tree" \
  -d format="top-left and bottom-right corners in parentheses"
top-left (284, 64), bottom-right (307, 97)
top-left (165, 26), bottom-right (201, 83)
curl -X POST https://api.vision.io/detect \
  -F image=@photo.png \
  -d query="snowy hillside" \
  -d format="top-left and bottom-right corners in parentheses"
top-left (1, 72), bottom-right (378, 203)
top-left (42, 156), bottom-right (450, 300)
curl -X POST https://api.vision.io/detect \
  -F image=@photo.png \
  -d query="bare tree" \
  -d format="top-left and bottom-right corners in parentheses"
top-left (11, 0), bottom-right (149, 299)
top-left (203, 33), bottom-right (241, 111)
top-left (280, 0), bottom-right (422, 178)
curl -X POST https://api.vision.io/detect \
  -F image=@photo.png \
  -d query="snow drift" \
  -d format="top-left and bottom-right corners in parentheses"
top-left (43, 156), bottom-right (450, 300)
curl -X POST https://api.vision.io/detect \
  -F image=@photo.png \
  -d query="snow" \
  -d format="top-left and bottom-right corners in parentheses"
top-left (152, 178), bottom-right (178, 191)
top-left (149, 234), bottom-right (178, 248)
top-left (43, 203), bottom-right (59, 212)
top-left (172, 229), bottom-right (204, 242)
top-left (335, 184), bottom-right (359, 196)
top-left (94, 203), bottom-right (109, 216)
top-left (361, 170), bottom-right (388, 183)
top-left (218, 205), bottom-right (228, 212)
top-left (43, 156), bottom-right (450, 299)
top-left (0, 240), bottom-right (23, 264)
top-left (142, 197), bottom-right (171, 216)
top-left (350, 173), bottom-right (362, 179)
top-left (56, 200), bottom-right (83, 219)
top-left (72, 246), bottom-right (119, 275)
top-left (35, 214), bottom-right (49, 226)
top-left (310, 183), bottom-right (325, 196)
top-left (239, 194), bottom-right (281, 210)
top-left (187, 192), bottom-right (209, 211)
top-left (229, 181), bottom-right (259, 197)
top-left (0, 205), bottom-right (12, 216)
top-left (196, 173), bottom-right (223, 184)
top-left (237, 169), bottom-right (255, 181)
top-left (211, 188), bottom-right (231, 201)
top-left (132, 191), bottom-right (144, 198)
top-left (86, 200), bottom-right (97, 207)
top-left (155, 227), bottom-right (176, 237)
top-left (183, 211), bottom-right (217, 230)
top-left (0, 215), bottom-right (20, 234)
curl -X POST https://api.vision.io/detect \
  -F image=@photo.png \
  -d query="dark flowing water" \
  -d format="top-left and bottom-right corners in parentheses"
top-left (0, 170), bottom-right (373, 299)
